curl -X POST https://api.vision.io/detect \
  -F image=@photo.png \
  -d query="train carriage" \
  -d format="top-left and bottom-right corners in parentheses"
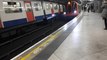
top-left (0, 0), bottom-right (27, 28)
top-left (31, 1), bottom-right (44, 22)
top-left (0, 0), bottom-right (76, 29)
top-left (0, 0), bottom-right (81, 59)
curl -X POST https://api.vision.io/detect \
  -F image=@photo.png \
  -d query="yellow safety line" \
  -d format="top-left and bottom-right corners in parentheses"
top-left (20, 30), bottom-right (62, 60)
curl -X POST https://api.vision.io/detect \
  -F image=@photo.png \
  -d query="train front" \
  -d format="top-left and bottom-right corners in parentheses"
top-left (64, 1), bottom-right (79, 21)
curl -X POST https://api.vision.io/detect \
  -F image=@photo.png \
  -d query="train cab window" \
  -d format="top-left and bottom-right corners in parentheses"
top-left (34, 3), bottom-right (42, 11)
top-left (71, 2), bottom-right (77, 11)
top-left (3, 2), bottom-right (22, 13)
top-left (68, 5), bottom-right (72, 13)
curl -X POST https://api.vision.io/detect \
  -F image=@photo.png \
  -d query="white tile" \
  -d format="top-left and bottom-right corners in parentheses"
top-left (80, 53), bottom-right (107, 60)
top-left (48, 54), bottom-right (60, 60)
top-left (48, 12), bottom-right (107, 60)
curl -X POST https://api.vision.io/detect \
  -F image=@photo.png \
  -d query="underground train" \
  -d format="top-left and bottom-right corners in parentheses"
top-left (66, 1), bottom-right (79, 16)
top-left (0, 0), bottom-right (80, 29)
top-left (64, 1), bottom-right (81, 20)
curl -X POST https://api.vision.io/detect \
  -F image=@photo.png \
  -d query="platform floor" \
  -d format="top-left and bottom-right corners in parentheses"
top-left (48, 12), bottom-right (107, 60)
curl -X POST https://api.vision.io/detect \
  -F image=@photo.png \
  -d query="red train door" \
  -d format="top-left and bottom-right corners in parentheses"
top-left (24, 1), bottom-right (35, 22)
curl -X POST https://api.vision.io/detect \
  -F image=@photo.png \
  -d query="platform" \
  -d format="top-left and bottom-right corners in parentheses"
top-left (11, 11), bottom-right (83, 60)
top-left (11, 12), bottom-right (107, 60)
top-left (48, 12), bottom-right (107, 60)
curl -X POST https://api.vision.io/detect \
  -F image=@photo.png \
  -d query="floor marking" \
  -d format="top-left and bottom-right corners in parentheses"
top-left (20, 30), bottom-right (62, 60)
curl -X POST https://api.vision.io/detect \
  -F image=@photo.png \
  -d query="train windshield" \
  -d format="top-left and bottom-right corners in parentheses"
top-left (71, 2), bottom-right (77, 13)
top-left (67, 2), bottom-right (77, 14)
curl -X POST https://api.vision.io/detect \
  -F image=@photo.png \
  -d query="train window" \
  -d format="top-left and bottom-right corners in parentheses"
top-left (34, 3), bottom-right (42, 11)
top-left (25, 3), bottom-right (32, 12)
top-left (71, 2), bottom-right (77, 10)
top-left (53, 4), bottom-right (58, 10)
top-left (46, 3), bottom-right (51, 10)
top-left (71, 2), bottom-right (77, 13)
top-left (3, 2), bottom-right (22, 13)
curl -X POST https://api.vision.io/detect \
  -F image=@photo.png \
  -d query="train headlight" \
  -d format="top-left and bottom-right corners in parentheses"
top-left (63, 12), bottom-right (66, 15)
top-left (74, 10), bottom-right (77, 14)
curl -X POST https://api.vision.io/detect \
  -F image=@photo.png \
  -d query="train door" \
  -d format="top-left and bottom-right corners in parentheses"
top-left (0, 20), bottom-right (2, 29)
top-left (0, 15), bottom-right (3, 29)
top-left (24, 1), bottom-right (35, 22)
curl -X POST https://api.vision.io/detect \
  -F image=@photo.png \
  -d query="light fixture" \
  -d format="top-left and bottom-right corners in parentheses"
top-left (63, 12), bottom-right (66, 15)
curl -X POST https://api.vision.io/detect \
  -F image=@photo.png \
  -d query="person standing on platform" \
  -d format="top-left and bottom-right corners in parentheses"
top-left (90, 4), bottom-right (94, 12)
top-left (101, 1), bottom-right (107, 30)
top-left (87, 4), bottom-right (90, 13)
top-left (84, 6), bottom-right (86, 11)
